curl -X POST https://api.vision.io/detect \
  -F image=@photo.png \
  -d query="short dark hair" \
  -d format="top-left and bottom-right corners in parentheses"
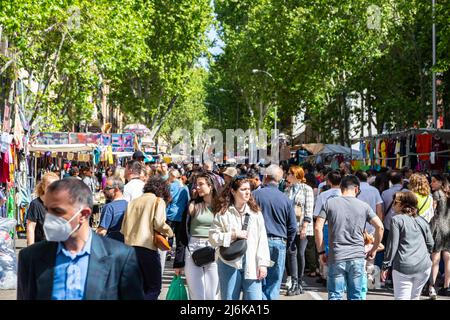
top-left (389, 171), bottom-right (403, 185)
top-left (246, 169), bottom-right (260, 180)
top-left (401, 166), bottom-right (412, 176)
top-left (46, 178), bottom-right (93, 209)
top-left (327, 170), bottom-right (342, 186)
top-left (127, 160), bottom-right (143, 175)
top-left (305, 173), bottom-right (318, 188)
top-left (340, 175), bottom-right (360, 190)
top-left (355, 170), bottom-right (368, 182)
top-left (69, 167), bottom-right (79, 175)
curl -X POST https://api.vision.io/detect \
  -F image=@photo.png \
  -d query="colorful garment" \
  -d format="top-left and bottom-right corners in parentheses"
top-left (380, 140), bottom-right (387, 167)
top-left (416, 133), bottom-right (432, 161)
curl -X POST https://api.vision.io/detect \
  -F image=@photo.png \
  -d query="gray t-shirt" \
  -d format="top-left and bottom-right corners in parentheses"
top-left (319, 196), bottom-right (376, 264)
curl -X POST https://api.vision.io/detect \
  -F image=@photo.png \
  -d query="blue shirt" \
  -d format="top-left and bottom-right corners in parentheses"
top-left (166, 180), bottom-right (189, 222)
top-left (252, 184), bottom-right (297, 248)
top-left (52, 231), bottom-right (92, 300)
top-left (99, 199), bottom-right (128, 242)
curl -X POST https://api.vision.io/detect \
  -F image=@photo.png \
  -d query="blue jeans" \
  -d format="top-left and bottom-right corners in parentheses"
top-left (262, 239), bottom-right (286, 300)
top-left (217, 258), bottom-right (262, 300)
top-left (327, 258), bottom-right (366, 300)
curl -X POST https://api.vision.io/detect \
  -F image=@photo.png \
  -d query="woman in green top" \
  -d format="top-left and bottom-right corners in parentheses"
top-left (174, 172), bottom-right (221, 300)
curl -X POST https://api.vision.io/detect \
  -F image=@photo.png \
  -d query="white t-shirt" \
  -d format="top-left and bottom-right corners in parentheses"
top-left (357, 182), bottom-right (383, 234)
top-left (123, 178), bottom-right (145, 202)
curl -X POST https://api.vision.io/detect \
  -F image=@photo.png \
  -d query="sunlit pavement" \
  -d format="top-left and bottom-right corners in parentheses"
top-left (2, 238), bottom-right (448, 301)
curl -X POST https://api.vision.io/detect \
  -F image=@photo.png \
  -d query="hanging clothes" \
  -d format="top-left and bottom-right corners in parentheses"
top-left (6, 188), bottom-right (15, 220)
top-left (395, 139), bottom-right (401, 169)
top-left (416, 133), bottom-right (432, 161)
top-left (0, 150), bottom-right (10, 183)
top-left (93, 147), bottom-right (101, 166)
top-left (360, 142), bottom-right (366, 162)
top-left (375, 140), bottom-right (381, 166)
top-left (409, 134), bottom-right (417, 170)
top-left (106, 145), bottom-right (114, 165)
top-left (430, 136), bottom-right (446, 171)
top-left (380, 140), bottom-right (387, 167)
top-left (387, 139), bottom-right (396, 169)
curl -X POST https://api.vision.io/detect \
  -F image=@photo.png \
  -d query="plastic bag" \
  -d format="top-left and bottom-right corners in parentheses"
top-left (0, 217), bottom-right (17, 290)
top-left (166, 275), bottom-right (188, 300)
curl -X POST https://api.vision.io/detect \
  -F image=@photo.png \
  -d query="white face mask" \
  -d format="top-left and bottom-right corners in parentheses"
top-left (44, 208), bottom-right (83, 242)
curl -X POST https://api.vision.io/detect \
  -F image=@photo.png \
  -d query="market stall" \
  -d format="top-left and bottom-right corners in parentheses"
top-left (291, 143), bottom-right (362, 168)
top-left (353, 128), bottom-right (450, 172)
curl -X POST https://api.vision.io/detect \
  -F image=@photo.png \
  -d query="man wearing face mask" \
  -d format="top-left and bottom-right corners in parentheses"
top-left (17, 178), bottom-right (144, 300)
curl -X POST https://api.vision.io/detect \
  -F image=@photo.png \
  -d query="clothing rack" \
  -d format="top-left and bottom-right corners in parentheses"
top-left (352, 128), bottom-right (450, 171)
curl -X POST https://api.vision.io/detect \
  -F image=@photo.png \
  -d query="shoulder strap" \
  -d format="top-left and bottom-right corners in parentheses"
top-left (242, 213), bottom-right (250, 231)
top-left (412, 216), bottom-right (427, 244)
top-left (418, 195), bottom-right (429, 213)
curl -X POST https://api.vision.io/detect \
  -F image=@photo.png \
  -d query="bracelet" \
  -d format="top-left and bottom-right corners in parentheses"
top-left (317, 250), bottom-right (326, 255)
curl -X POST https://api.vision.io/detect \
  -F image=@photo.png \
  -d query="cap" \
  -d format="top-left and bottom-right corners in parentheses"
top-left (223, 167), bottom-right (238, 178)
top-left (132, 150), bottom-right (145, 160)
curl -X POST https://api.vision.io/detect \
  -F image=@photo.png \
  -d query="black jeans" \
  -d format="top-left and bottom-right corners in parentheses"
top-left (134, 246), bottom-right (161, 300)
top-left (286, 235), bottom-right (308, 281)
top-left (305, 235), bottom-right (319, 273)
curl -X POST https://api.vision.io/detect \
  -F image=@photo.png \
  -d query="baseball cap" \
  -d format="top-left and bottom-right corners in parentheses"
top-left (132, 150), bottom-right (145, 160)
top-left (223, 167), bottom-right (238, 178)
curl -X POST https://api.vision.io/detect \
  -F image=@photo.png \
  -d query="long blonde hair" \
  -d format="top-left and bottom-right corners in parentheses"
top-left (35, 172), bottom-right (59, 197)
top-left (409, 173), bottom-right (431, 196)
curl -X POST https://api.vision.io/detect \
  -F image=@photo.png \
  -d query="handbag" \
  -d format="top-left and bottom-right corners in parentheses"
top-left (293, 186), bottom-right (306, 222)
top-left (166, 275), bottom-right (188, 300)
top-left (154, 231), bottom-right (171, 251)
top-left (191, 246), bottom-right (216, 267)
top-left (219, 213), bottom-right (250, 261)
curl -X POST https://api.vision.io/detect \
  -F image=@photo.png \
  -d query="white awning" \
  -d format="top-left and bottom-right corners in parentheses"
top-left (112, 152), bottom-right (134, 158)
top-left (29, 144), bottom-right (97, 152)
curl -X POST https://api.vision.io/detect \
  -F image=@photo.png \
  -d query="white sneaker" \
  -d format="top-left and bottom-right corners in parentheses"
top-left (429, 286), bottom-right (437, 300)
top-left (285, 276), bottom-right (292, 290)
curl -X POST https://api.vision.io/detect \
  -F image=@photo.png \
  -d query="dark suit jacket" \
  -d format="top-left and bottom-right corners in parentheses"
top-left (17, 232), bottom-right (144, 300)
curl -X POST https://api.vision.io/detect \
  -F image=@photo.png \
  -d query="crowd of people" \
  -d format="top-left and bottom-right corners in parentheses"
top-left (17, 152), bottom-right (450, 300)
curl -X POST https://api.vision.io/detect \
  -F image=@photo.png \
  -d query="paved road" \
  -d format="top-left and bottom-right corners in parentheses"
top-left (2, 238), bottom-right (448, 301)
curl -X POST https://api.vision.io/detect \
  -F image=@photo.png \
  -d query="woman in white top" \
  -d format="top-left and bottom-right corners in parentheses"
top-left (209, 175), bottom-right (272, 300)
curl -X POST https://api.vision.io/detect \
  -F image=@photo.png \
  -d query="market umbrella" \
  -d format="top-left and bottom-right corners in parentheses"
top-left (123, 123), bottom-right (151, 136)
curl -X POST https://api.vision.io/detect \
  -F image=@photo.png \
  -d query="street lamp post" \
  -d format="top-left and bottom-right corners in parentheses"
top-left (432, 0), bottom-right (437, 128)
top-left (251, 69), bottom-right (277, 133)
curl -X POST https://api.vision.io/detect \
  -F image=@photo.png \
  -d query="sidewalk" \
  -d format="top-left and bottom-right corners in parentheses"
top-left (2, 238), bottom-right (449, 301)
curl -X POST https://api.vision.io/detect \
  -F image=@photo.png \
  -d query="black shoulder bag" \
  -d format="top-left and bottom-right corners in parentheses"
top-left (191, 246), bottom-right (216, 267)
top-left (219, 213), bottom-right (250, 261)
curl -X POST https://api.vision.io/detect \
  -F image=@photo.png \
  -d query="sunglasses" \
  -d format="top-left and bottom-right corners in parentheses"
top-left (104, 186), bottom-right (116, 191)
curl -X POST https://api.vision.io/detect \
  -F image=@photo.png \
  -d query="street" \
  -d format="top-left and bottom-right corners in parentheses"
top-left (2, 238), bottom-right (448, 301)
